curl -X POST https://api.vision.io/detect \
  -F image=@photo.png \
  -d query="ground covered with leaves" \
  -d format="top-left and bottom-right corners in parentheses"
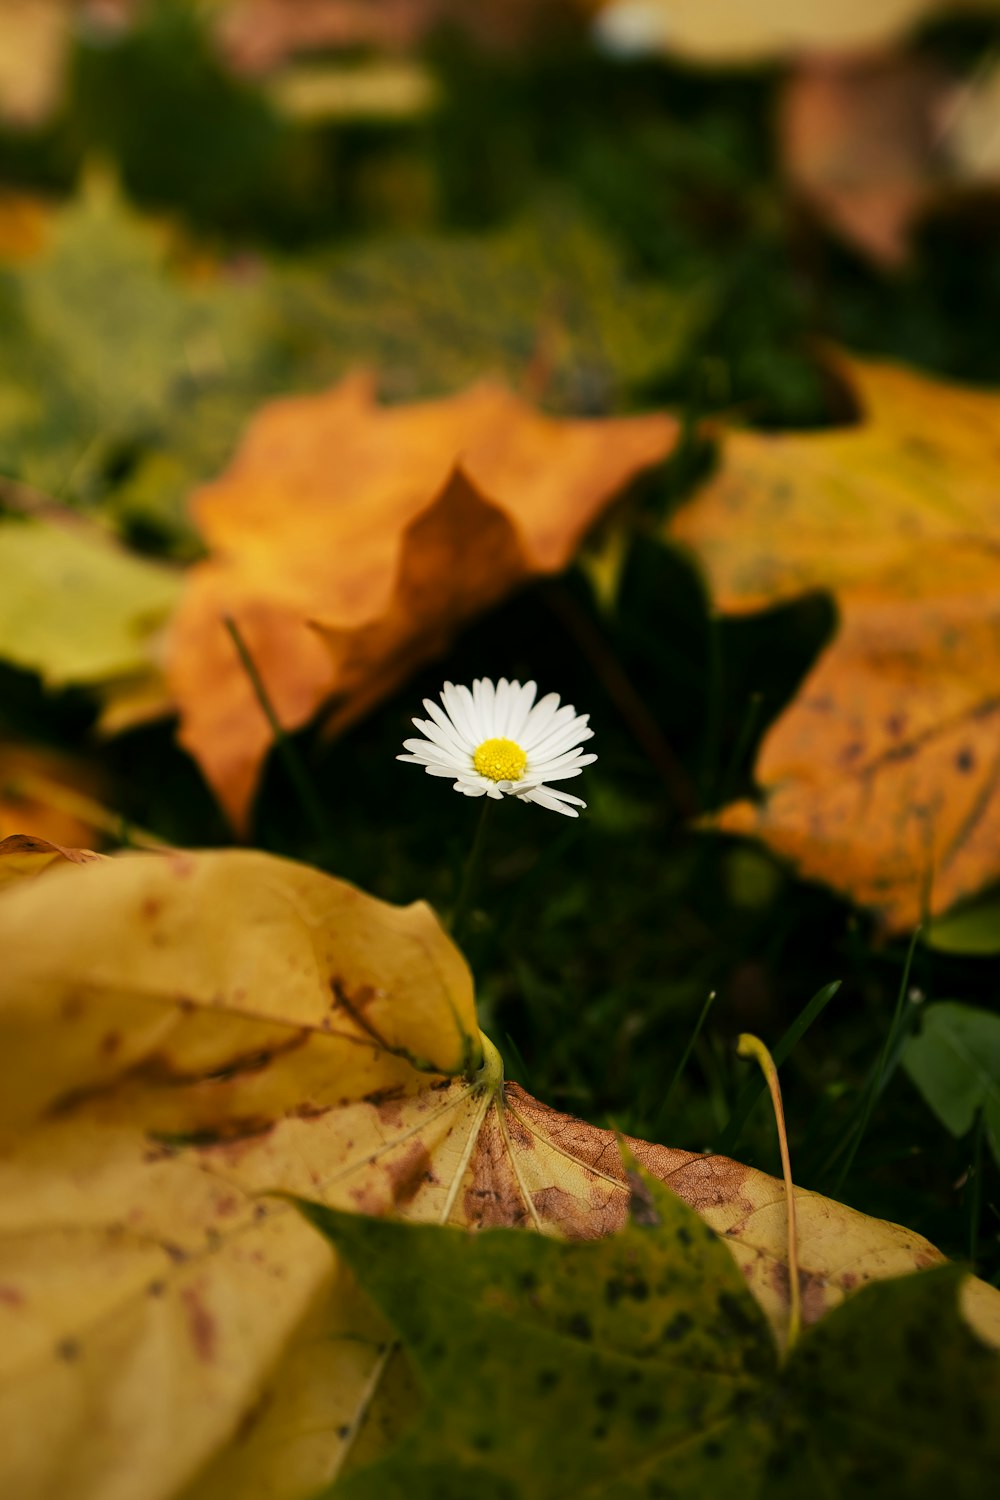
top-left (2, 3), bottom-right (1000, 1497)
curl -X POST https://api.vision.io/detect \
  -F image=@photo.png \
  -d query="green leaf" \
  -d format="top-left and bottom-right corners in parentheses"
top-left (903, 1002), bottom-right (1000, 1166)
top-left (0, 517), bottom-right (181, 687)
top-left (924, 891), bottom-right (1000, 955)
top-left (302, 1174), bottom-right (1000, 1499)
top-left (0, 172), bottom-right (272, 515)
top-left (277, 209), bottom-right (706, 413)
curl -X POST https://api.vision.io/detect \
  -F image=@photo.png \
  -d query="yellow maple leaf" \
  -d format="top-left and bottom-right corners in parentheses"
top-left (0, 842), bottom-right (998, 1499)
top-left (166, 374), bottom-right (677, 830)
top-left (669, 352), bottom-right (1000, 931)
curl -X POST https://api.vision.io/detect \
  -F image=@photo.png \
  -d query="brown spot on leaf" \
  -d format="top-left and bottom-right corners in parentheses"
top-left (236, 1390), bottom-right (273, 1445)
top-left (502, 1110), bottom-right (535, 1150)
top-left (363, 1084), bottom-right (407, 1127)
top-left (799, 1269), bottom-right (830, 1327)
top-left (532, 1185), bottom-right (588, 1234)
top-left (181, 1286), bottom-right (217, 1363)
top-left (56, 1338), bottom-right (80, 1362)
top-left (626, 1171), bottom-right (661, 1228)
top-left (100, 1031), bottom-right (121, 1057)
top-left (0, 1284), bottom-right (24, 1307)
top-left (289, 1100), bottom-right (331, 1121)
top-left (463, 1107), bottom-right (532, 1229)
top-left (141, 896), bottom-right (163, 920)
top-left (388, 1141), bottom-right (434, 1208)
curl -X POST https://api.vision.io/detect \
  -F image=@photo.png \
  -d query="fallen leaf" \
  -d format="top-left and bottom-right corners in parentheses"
top-left (0, 193), bottom-right (49, 261)
top-left (309, 1187), bottom-right (1000, 1499)
top-left (215, 0), bottom-right (581, 75)
top-left (0, 743), bottom-right (108, 850)
top-left (0, 515), bottom-right (182, 689)
top-left (277, 211), bottom-right (702, 410)
top-left (904, 1001), bottom-right (1000, 1164)
top-left (591, 0), bottom-right (1000, 63)
top-left (166, 377), bottom-right (677, 828)
top-left (668, 352), bottom-right (1000, 931)
top-left (264, 59), bottom-right (439, 122)
top-left (779, 53), bottom-right (951, 268)
top-left (0, 831), bottom-right (106, 888)
top-left (0, 171), bottom-right (274, 511)
top-left (0, 0), bottom-right (72, 127)
top-left (0, 846), bottom-right (997, 1500)
top-left (779, 51), bottom-right (1000, 267)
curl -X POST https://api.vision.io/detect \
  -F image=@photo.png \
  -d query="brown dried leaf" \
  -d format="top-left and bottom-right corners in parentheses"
top-left (780, 53), bottom-right (951, 267)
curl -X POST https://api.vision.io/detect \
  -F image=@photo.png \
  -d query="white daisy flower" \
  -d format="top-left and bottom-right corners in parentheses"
top-left (398, 678), bottom-right (596, 817)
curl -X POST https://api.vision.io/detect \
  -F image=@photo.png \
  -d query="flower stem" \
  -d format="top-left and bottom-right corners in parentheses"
top-left (737, 1032), bottom-right (801, 1354)
top-left (449, 798), bottom-right (494, 949)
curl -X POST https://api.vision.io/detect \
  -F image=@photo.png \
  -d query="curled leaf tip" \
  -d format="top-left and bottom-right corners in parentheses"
top-left (737, 1031), bottom-right (802, 1351)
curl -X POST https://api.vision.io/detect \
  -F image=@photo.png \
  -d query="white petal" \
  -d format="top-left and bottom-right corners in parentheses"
top-left (442, 681), bottom-right (477, 744)
top-left (411, 725), bottom-right (473, 768)
top-left (473, 678), bottom-right (497, 739)
top-left (522, 704), bottom-right (578, 751)
top-left (520, 693), bottom-right (562, 746)
top-left (532, 784), bottom-right (587, 807)
top-left (506, 680), bottom-right (537, 741)
top-left (526, 752), bottom-right (598, 777)
top-left (420, 701), bottom-right (472, 757)
top-left (402, 737), bottom-right (463, 766)
top-left (494, 677), bottom-right (511, 737)
top-left (527, 717), bottom-right (593, 761)
top-left (454, 771), bottom-right (494, 794)
top-left (519, 787), bottom-right (582, 816)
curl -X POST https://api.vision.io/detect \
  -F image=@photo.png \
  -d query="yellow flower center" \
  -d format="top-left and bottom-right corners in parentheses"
top-left (473, 736), bottom-right (527, 783)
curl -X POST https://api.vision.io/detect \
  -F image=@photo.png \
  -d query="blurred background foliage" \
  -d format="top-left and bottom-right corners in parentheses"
top-left (2, 0), bottom-right (999, 1279)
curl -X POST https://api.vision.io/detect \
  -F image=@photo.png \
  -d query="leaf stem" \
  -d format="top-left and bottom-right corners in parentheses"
top-left (2, 771), bottom-right (170, 850)
top-left (223, 615), bottom-right (334, 852)
top-left (737, 1032), bottom-right (801, 1352)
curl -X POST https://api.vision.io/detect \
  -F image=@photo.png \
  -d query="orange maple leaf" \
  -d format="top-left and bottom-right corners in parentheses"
top-left (669, 352), bottom-right (1000, 932)
top-left (166, 374), bottom-right (676, 828)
